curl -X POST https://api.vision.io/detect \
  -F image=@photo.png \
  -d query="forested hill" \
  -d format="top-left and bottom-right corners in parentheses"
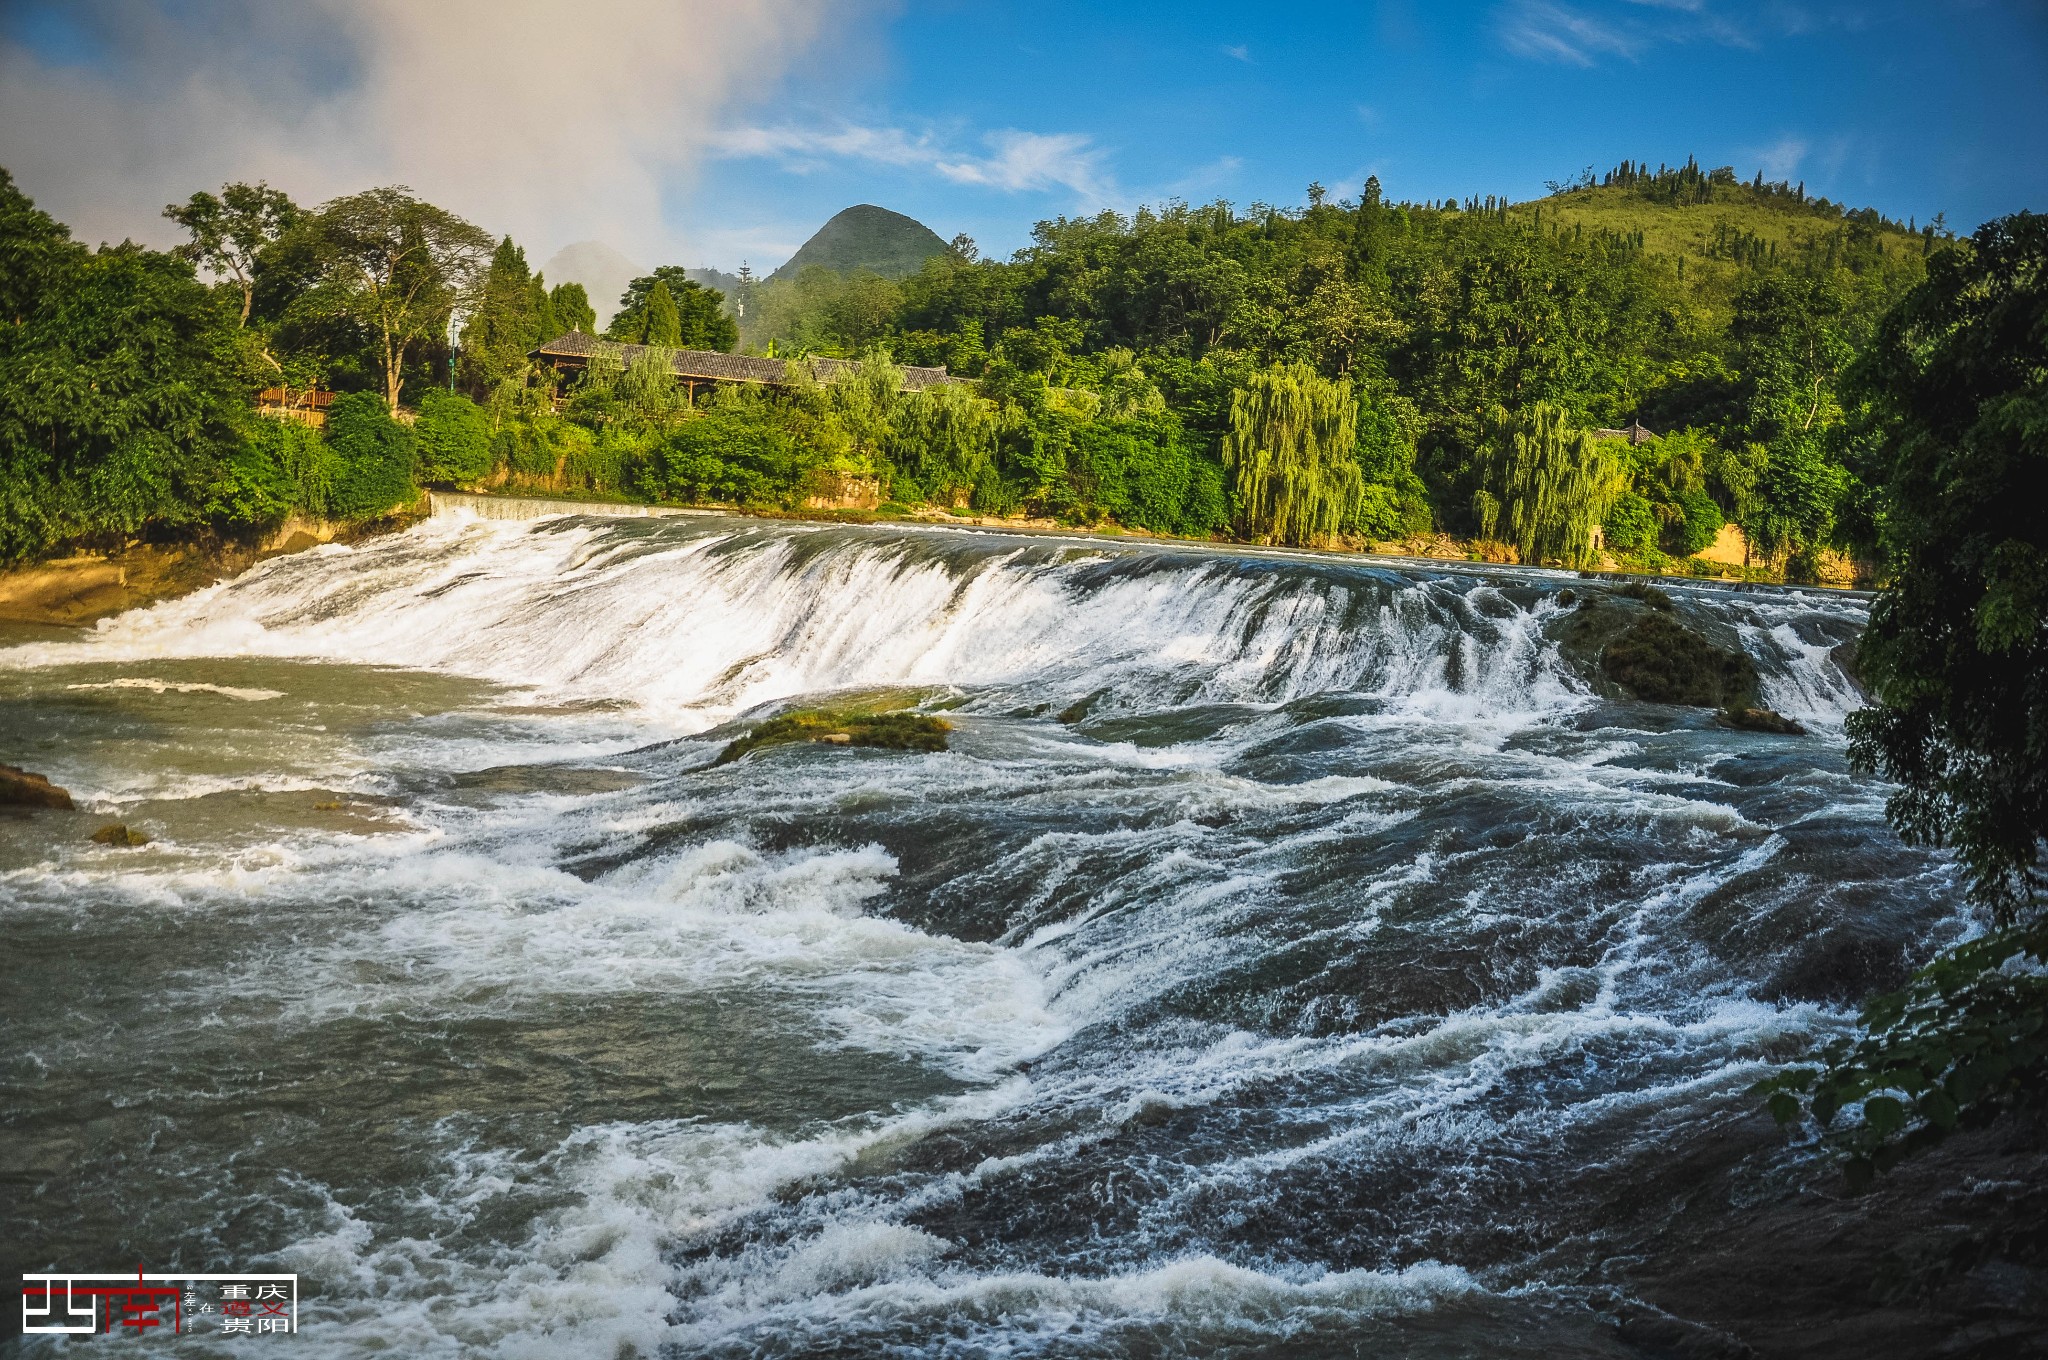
top-left (769, 205), bottom-right (950, 282)
top-left (1512, 157), bottom-right (1930, 320)
top-left (0, 154), bottom-right (1982, 596)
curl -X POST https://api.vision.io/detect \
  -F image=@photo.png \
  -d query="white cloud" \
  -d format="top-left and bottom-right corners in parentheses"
top-left (1497, 2), bottom-right (1641, 65)
top-left (1496, 0), bottom-right (1773, 65)
top-left (1752, 135), bottom-right (1809, 179)
top-left (1154, 155), bottom-right (1245, 200)
top-left (716, 122), bottom-right (1114, 204)
top-left (1221, 43), bottom-right (1252, 62)
top-left (0, 0), bottom-right (846, 262)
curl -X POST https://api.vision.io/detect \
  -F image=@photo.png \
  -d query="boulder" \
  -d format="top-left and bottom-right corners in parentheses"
top-left (713, 705), bottom-right (950, 766)
top-left (90, 823), bottom-right (149, 847)
top-left (1599, 613), bottom-right (1760, 709)
top-left (0, 764), bottom-right (73, 810)
top-left (1720, 706), bottom-right (1807, 735)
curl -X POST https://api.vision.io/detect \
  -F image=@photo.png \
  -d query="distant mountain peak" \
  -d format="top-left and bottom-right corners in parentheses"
top-left (768, 205), bottom-right (949, 283)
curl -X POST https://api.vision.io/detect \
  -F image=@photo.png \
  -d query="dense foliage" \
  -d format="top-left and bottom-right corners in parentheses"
top-left (606, 267), bottom-right (738, 351)
top-left (712, 165), bottom-right (1928, 565)
top-left (0, 170), bottom-right (254, 560)
top-left (1760, 212), bottom-right (2048, 1179)
top-left (0, 156), bottom-right (1948, 569)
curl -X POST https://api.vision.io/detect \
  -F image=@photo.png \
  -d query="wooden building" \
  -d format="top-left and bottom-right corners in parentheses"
top-left (255, 387), bottom-right (334, 428)
top-left (527, 331), bottom-right (960, 403)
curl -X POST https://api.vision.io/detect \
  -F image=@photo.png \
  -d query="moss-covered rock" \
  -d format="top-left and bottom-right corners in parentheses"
top-left (713, 707), bottom-right (951, 765)
top-left (1600, 612), bottom-right (1760, 708)
top-left (1719, 706), bottom-right (1806, 735)
top-left (0, 764), bottom-right (72, 809)
top-left (1613, 580), bottom-right (1676, 612)
top-left (90, 823), bottom-right (149, 847)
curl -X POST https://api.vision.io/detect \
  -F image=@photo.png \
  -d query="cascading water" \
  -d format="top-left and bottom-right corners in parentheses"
top-left (0, 508), bottom-right (1999, 1358)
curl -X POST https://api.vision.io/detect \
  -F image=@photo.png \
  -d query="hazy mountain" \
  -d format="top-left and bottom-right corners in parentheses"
top-left (540, 241), bottom-right (643, 328)
top-left (767, 205), bottom-right (949, 283)
top-left (687, 267), bottom-right (743, 298)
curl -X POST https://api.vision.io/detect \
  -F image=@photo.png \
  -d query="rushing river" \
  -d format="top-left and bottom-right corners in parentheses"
top-left (0, 508), bottom-right (1997, 1357)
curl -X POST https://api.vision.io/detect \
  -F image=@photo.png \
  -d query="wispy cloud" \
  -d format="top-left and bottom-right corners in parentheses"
top-left (1495, 0), bottom-right (1777, 66)
top-left (1498, 3), bottom-right (1640, 64)
top-left (1154, 155), bottom-right (1245, 199)
top-left (715, 122), bottom-right (1114, 203)
top-left (1221, 43), bottom-right (1252, 62)
top-left (1751, 134), bottom-right (1808, 179)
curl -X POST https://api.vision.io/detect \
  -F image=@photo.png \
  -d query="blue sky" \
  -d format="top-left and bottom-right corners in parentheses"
top-left (1, 1), bottom-right (2042, 273)
top-left (688, 0), bottom-right (2048, 269)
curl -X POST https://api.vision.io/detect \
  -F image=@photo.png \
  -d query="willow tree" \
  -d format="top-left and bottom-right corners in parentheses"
top-left (887, 380), bottom-right (996, 504)
top-left (1471, 402), bottom-right (1626, 567)
top-left (1222, 362), bottom-right (1363, 546)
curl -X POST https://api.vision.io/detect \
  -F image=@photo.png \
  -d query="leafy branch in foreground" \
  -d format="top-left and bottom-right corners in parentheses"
top-left (1758, 211), bottom-right (2048, 1182)
top-left (1758, 923), bottom-right (2048, 1189)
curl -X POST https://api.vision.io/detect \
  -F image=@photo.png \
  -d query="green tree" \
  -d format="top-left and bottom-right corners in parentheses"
top-left (298, 188), bottom-right (493, 413)
top-left (638, 280), bottom-right (682, 347)
top-left (458, 236), bottom-right (540, 395)
top-left (162, 181), bottom-right (300, 326)
top-left (323, 391), bottom-right (418, 518)
top-left (529, 273), bottom-right (559, 348)
top-left (0, 171), bottom-right (256, 561)
top-left (1470, 403), bottom-right (1626, 568)
top-left (887, 381), bottom-right (997, 505)
top-left (415, 388), bottom-right (493, 483)
top-left (1726, 273), bottom-right (1855, 562)
top-left (550, 282), bottom-right (596, 334)
top-left (1222, 362), bottom-right (1363, 546)
top-left (1849, 215), bottom-right (2048, 915)
top-left (1760, 213), bottom-right (2048, 1181)
top-left (607, 268), bottom-right (737, 350)
top-left (1353, 385), bottom-right (1430, 539)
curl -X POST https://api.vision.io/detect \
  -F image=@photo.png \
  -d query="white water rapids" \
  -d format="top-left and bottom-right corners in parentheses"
top-left (0, 508), bottom-right (1970, 1358)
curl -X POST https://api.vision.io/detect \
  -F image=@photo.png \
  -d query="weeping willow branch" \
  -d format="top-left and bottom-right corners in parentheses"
top-left (1222, 362), bottom-right (1364, 547)
top-left (1471, 402), bottom-right (1627, 568)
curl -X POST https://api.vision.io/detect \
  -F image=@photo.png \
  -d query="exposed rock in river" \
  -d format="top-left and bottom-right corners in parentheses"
top-left (1720, 706), bottom-right (1808, 735)
top-left (0, 764), bottom-right (73, 809)
top-left (713, 702), bottom-right (951, 766)
top-left (1601, 612), bottom-right (1760, 708)
top-left (1548, 585), bottom-right (1808, 733)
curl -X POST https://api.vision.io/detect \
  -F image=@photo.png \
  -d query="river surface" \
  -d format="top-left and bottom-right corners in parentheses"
top-left (0, 509), bottom-right (1997, 1357)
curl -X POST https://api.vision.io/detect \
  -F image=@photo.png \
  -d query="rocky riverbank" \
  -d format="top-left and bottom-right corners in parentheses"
top-left (0, 513), bottom-right (417, 628)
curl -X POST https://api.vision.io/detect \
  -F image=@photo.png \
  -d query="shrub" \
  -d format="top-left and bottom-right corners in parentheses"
top-left (208, 419), bottom-right (307, 527)
top-left (1603, 491), bottom-right (1658, 555)
top-left (414, 389), bottom-right (492, 484)
top-left (493, 417), bottom-right (561, 479)
top-left (1670, 486), bottom-right (1725, 556)
top-left (323, 393), bottom-right (418, 520)
top-left (643, 410), bottom-right (804, 505)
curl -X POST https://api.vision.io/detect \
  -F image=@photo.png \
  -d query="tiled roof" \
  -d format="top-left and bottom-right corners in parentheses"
top-left (530, 331), bottom-right (959, 392)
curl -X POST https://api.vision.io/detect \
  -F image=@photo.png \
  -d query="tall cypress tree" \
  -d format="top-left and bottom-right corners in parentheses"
top-left (457, 236), bottom-right (538, 395)
top-left (528, 272), bottom-right (559, 345)
top-left (550, 282), bottom-right (596, 334)
top-left (638, 280), bottom-right (682, 347)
